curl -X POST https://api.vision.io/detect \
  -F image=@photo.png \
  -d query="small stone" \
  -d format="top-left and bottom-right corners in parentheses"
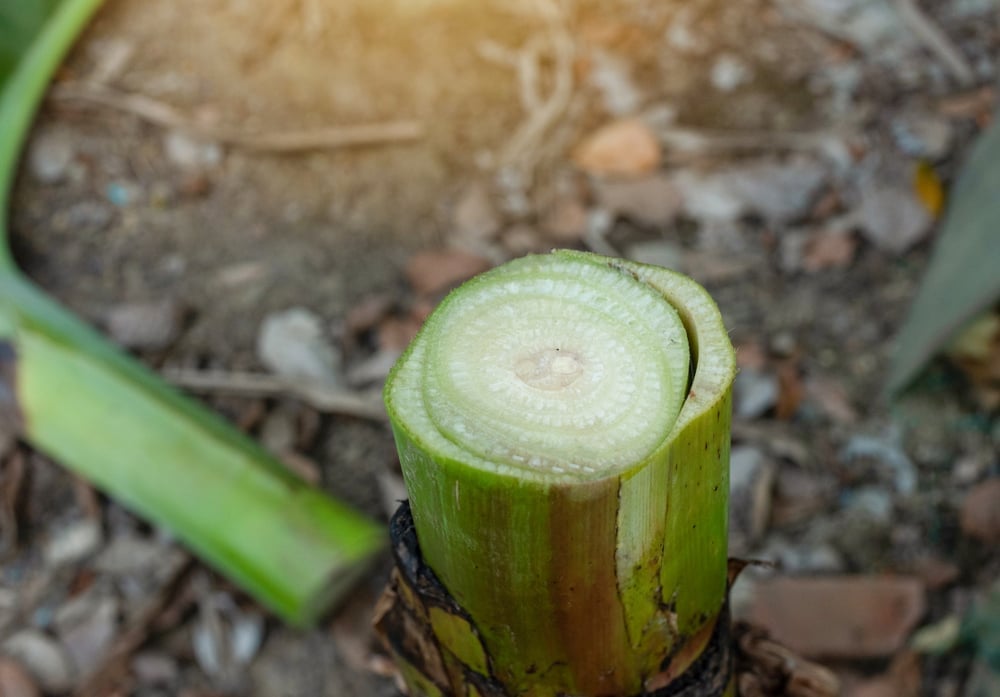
top-left (404, 249), bottom-right (492, 296)
top-left (105, 298), bottom-right (184, 351)
top-left (131, 651), bottom-right (179, 686)
top-left (729, 446), bottom-right (775, 551)
top-left (594, 174), bottom-right (683, 227)
top-left (452, 182), bottom-right (501, 244)
top-left (52, 201), bottom-right (114, 234)
top-left (710, 53), bottom-right (752, 92)
top-left (1, 630), bottom-right (75, 693)
top-left (57, 596), bottom-right (119, 675)
top-left (259, 403), bottom-right (298, 455)
top-left (43, 520), bottom-right (102, 567)
top-left (92, 534), bottom-right (165, 576)
top-left (572, 118), bottom-right (662, 177)
top-left (857, 184), bottom-right (932, 254)
top-left (27, 131), bottom-right (75, 184)
top-left (587, 49), bottom-right (642, 116)
top-left (0, 657), bottom-right (41, 697)
top-left (734, 368), bottom-right (779, 419)
top-left (675, 157), bottom-right (827, 223)
top-left (892, 110), bottom-right (954, 159)
top-left (842, 486), bottom-right (894, 525)
top-left (163, 130), bottom-right (222, 170)
top-left (960, 477), bottom-right (1000, 543)
top-left (747, 576), bottom-right (926, 658)
top-left (257, 308), bottom-right (342, 386)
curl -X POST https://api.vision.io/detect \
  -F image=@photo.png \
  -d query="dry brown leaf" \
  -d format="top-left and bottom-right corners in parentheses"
top-left (747, 576), bottom-right (926, 659)
top-left (960, 478), bottom-right (1000, 544)
top-left (404, 249), bottom-right (492, 296)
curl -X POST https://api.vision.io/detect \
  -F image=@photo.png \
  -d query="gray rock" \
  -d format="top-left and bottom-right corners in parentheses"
top-left (57, 596), bottom-right (119, 675)
top-left (257, 308), bottom-right (342, 386)
top-left (857, 183), bottom-right (932, 254)
top-left (27, 131), bottom-right (75, 184)
top-left (163, 130), bottom-right (222, 170)
top-left (131, 651), bottom-right (179, 686)
top-left (892, 110), bottom-right (954, 159)
top-left (43, 520), bottom-right (102, 567)
top-left (105, 298), bottom-right (184, 351)
top-left (1, 630), bottom-right (76, 693)
top-left (734, 368), bottom-right (779, 420)
top-left (52, 201), bottom-right (114, 234)
top-left (710, 53), bottom-right (752, 92)
top-left (675, 157), bottom-right (827, 224)
top-left (594, 174), bottom-right (683, 227)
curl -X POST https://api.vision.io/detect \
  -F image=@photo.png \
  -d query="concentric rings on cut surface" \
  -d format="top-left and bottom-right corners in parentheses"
top-left (417, 255), bottom-right (690, 476)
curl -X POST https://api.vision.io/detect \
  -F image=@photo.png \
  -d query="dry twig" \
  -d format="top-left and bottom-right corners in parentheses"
top-left (163, 368), bottom-right (387, 422)
top-left (893, 0), bottom-right (975, 87)
top-left (50, 82), bottom-right (423, 152)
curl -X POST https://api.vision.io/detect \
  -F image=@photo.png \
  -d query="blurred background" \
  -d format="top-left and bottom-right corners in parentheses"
top-left (2, 0), bottom-right (999, 695)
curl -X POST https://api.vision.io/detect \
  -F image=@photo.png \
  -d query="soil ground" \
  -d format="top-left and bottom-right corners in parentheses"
top-left (3, 0), bottom-right (999, 695)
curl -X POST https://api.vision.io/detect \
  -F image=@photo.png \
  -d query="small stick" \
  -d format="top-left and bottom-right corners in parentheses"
top-left (893, 0), bottom-right (975, 87)
top-left (163, 368), bottom-right (387, 421)
top-left (50, 82), bottom-right (424, 152)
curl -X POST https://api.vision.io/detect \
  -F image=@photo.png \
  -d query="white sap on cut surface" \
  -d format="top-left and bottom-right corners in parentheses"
top-left (417, 255), bottom-right (691, 478)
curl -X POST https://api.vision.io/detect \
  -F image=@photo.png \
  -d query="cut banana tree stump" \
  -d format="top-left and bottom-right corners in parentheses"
top-left (377, 250), bottom-right (737, 697)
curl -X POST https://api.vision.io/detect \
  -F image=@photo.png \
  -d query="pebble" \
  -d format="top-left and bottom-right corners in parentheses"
top-left (587, 49), bottom-right (642, 116)
top-left (541, 197), bottom-right (588, 243)
top-left (674, 157), bottom-right (827, 224)
top-left (51, 201), bottom-right (114, 234)
top-left (729, 446), bottom-right (775, 551)
top-left (571, 118), bottom-right (662, 177)
top-left (131, 651), bottom-right (179, 686)
top-left (0, 630), bottom-right (76, 693)
top-left (593, 174), bottom-right (683, 227)
top-left (452, 182), bottom-right (501, 244)
top-left (259, 403), bottom-right (298, 455)
top-left (57, 596), bottom-right (119, 676)
top-left (105, 298), bottom-right (184, 351)
top-left (842, 486), bottom-right (894, 525)
top-left (43, 520), bottom-right (102, 567)
top-left (256, 308), bottom-right (343, 386)
top-left (163, 130), bottom-right (223, 170)
top-left (856, 183), bottom-right (933, 254)
top-left (710, 53), bottom-right (752, 92)
top-left (92, 534), bottom-right (165, 576)
top-left (892, 110), bottom-right (954, 160)
top-left (746, 575), bottom-right (926, 658)
top-left (27, 130), bottom-right (75, 184)
top-left (959, 477), bottom-right (1000, 544)
top-left (734, 368), bottom-right (779, 420)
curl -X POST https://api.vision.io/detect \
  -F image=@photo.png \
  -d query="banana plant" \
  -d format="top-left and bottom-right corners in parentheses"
top-left (379, 250), bottom-right (737, 696)
top-left (0, 0), bottom-right (384, 627)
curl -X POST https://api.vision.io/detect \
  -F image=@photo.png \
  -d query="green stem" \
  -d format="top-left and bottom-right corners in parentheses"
top-left (0, 0), bottom-right (385, 625)
top-left (385, 250), bottom-right (735, 696)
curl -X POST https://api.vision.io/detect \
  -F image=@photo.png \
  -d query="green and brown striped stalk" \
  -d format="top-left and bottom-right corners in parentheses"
top-left (379, 250), bottom-right (737, 696)
top-left (1, 0), bottom-right (384, 626)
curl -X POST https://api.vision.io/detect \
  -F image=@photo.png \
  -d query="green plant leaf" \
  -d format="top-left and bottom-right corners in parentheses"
top-left (888, 119), bottom-right (1000, 394)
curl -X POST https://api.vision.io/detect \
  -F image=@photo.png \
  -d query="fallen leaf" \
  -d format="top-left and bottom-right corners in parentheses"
top-left (960, 478), bottom-right (1000, 544)
top-left (912, 161), bottom-right (945, 217)
top-left (747, 576), bottom-right (926, 659)
top-left (571, 118), bottom-right (662, 177)
top-left (775, 361), bottom-right (804, 421)
top-left (889, 117), bottom-right (1000, 393)
top-left (848, 650), bottom-right (921, 697)
top-left (857, 183), bottom-right (932, 254)
top-left (404, 249), bottom-right (492, 296)
top-left (0, 658), bottom-right (40, 697)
